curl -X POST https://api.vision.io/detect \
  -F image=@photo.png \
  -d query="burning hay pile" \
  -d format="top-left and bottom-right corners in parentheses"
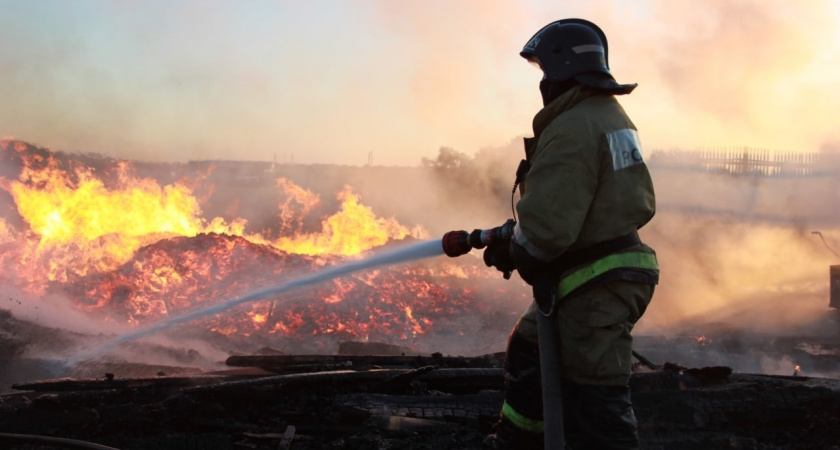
top-left (0, 139), bottom-right (530, 360)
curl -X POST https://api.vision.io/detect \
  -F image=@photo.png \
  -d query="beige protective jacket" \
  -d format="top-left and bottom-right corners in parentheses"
top-left (513, 85), bottom-right (657, 291)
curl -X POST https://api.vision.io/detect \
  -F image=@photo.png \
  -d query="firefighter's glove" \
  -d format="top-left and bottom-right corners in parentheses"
top-left (510, 239), bottom-right (548, 286)
top-left (483, 239), bottom-right (516, 278)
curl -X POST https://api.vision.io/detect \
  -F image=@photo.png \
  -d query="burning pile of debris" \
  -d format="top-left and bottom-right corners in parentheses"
top-left (0, 139), bottom-right (531, 357)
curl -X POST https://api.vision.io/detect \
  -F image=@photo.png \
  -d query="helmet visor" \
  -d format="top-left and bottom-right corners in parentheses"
top-left (521, 52), bottom-right (543, 70)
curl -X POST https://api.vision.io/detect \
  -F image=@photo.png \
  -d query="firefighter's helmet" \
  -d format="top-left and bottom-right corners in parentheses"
top-left (520, 19), bottom-right (636, 95)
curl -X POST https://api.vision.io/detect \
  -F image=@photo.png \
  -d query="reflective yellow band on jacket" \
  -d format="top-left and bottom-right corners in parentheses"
top-left (501, 401), bottom-right (544, 433)
top-left (557, 252), bottom-right (659, 298)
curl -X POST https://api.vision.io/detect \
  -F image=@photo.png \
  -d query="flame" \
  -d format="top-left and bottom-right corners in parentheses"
top-left (0, 141), bottom-right (427, 291)
top-left (695, 335), bottom-right (712, 346)
top-left (275, 177), bottom-right (320, 234)
top-left (2, 143), bottom-right (246, 286)
top-left (273, 186), bottom-right (423, 256)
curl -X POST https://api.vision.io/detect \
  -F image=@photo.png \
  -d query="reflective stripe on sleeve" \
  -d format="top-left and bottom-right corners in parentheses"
top-left (557, 252), bottom-right (659, 298)
top-left (501, 401), bottom-right (545, 433)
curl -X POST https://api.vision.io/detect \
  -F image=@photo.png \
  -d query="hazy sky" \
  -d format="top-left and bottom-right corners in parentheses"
top-left (1, 0), bottom-right (839, 165)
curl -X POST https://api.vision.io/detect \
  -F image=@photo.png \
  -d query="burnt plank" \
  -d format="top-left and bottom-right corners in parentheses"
top-left (12, 373), bottom-right (261, 392)
top-left (224, 354), bottom-right (505, 373)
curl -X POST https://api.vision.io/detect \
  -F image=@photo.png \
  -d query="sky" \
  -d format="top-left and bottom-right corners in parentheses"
top-left (1, 0), bottom-right (839, 166)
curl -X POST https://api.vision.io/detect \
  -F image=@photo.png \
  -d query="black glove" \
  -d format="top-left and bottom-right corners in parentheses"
top-left (483, 239), bottom-right (516, 278)
top-left (510, 239), bottom-right (548, 286)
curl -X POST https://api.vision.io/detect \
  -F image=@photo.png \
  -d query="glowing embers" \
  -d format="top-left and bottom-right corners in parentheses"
top-left (695, 335), bottom-right (713, 346)
top-left (64, 231), bottom-right (509, 345)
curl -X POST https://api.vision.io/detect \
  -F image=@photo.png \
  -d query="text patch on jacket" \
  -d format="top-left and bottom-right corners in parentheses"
top-left (607, 128), bottom-right (643, 171)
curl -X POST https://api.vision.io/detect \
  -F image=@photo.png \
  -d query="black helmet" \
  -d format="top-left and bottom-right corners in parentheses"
top-left (520, 19), bottom-right (636, 95)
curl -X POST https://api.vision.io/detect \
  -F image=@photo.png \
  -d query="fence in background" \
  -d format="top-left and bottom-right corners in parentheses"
top-left (649, 147), bottom-right (836, 177)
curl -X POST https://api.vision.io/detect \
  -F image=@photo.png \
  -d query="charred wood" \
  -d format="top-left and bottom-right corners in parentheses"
top-left (419, 368), bottom-right (505, 393)
top-left (278, 425), bottom-right (295, 450)
top-left (183, 368), bottom-right (505, 396)
top-left (632, 349), bottom-right (660, 370)
top-left (337, 392), bottom-right (504, 426)
top-left (366, 415), bottom-right (461, 432)
top-left (224, 353), bottom-right (505, 373)
top-left (338, 341), bottom-right (414, 356)
top-left (183, 369), bottom-right (411, 394)
top-left (0, 433), bottom-right (119, 450)
top-left (382, 365), bottom-right (435, 392)
top-left (2, 356), bottom-right (840, 449)
top-left (12, 373), bottom-right (263, 392)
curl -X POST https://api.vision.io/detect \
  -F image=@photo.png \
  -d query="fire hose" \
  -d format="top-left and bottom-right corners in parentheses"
top-left (441, 221), bottom-right (565, 450)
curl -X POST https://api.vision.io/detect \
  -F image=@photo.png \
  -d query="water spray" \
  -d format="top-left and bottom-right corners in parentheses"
top-left (67, 239), bottom-right (445, 367)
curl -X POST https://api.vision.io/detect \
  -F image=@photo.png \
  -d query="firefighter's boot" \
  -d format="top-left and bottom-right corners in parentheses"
top-left (562, 380), bottom-right (639, 450)
top-left (482, 416), bottom-right (543, 450)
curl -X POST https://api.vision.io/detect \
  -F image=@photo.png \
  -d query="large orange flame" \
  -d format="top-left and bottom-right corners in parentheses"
top-left (273, 186), bottom-right (423, 256)
top-left (4, 144), bottom-right (246, 286)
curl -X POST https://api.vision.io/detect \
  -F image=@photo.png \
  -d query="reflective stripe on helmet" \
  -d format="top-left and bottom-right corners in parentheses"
top-left (572, 44), bottom-right (604, 54)
top-left (557, 252), bottom-right (659, 298)
top-left (501, 401), bottom-right (545, 433)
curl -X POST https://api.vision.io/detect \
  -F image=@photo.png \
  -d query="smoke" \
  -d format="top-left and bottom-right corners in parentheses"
top-left (597, 0), bottom-right (840, 152)
top-left (368, 0), bottom-right (840, 160)
top-left (0, 285), bottom-right (129, 337)
top-left (633, 2), bottom-right (830, 115)
top-left (0, 1), bottom-right (837, 164)
top-left (368, 1), bottom-right (536, 153)
top-left (636, 163), bottom-right (840, 336)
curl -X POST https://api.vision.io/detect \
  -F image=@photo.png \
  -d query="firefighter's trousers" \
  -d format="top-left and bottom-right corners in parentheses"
top-left (493, 280), bottom-right (654, 450)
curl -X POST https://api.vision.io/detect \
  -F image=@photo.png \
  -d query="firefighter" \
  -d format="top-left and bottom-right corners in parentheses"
top-left (483, 19), bottom-right (659, 449)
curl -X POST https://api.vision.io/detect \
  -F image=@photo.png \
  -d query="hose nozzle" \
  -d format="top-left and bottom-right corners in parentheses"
top-left (441, 230), bottom-right (471, 257)
top-left (441, 219), bottom-right (516, 258)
